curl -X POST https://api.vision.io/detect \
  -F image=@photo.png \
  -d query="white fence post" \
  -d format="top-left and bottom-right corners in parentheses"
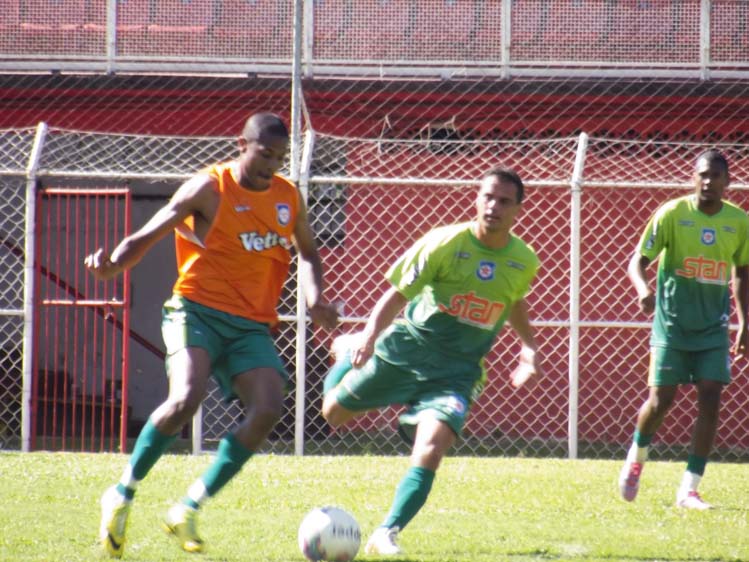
top-left (105, 0), bottom-right (117, 75)
top-left (192, 406), bottom-right (203, 455)
top-left (567, 132), bottom-right (588, 460)
top-left (295, 130), bottom-right (316, 457)
top-left (21, 122), bottom-right (48, 452)
top-left (500, 0), bottom-right (512, 79)
top-left (700, 0), bottom-right (711, 81)
top-left (292, 0), bottom-right (309, 456)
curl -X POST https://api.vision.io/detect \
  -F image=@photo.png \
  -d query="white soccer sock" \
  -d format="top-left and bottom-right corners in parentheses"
top-left (187, 479), bottom-right (209, 508)
top-left (679, 471), bottom-right (701, 494)
top-left (119, 464), bottom-right (140, 492)
top-left (626, 442), bottom-right (649, 463)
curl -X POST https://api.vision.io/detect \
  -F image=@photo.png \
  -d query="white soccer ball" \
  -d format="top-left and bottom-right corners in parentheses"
top-left (298, 506), bottom-right (361, 562)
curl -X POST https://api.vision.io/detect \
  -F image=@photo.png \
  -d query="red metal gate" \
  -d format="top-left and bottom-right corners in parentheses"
top-left (32, 187), bottom-right (131, 452)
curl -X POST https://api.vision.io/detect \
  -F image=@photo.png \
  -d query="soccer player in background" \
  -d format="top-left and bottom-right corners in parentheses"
top-left (619, 149), bottom-right (749, 509)
top-left (85, 112), bottom-right (338, 557)
top-left (321, 167), bottom-right (543, 555)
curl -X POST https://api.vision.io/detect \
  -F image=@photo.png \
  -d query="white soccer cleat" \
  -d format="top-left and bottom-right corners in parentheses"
top-left (618, 460), bottom-right (643, 502)
top-left (99, 486), bottom-right (131, 558)
top-left (365, 526), bottom-right (402, 555)
top-left (330, 332), bottom-right (363, 362)
top-left (676, 490), bottom-right (713, 510)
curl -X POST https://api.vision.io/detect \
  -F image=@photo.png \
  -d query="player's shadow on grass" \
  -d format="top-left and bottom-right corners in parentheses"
top-left (659, 498), bottom-right (749, 514)
top-left (690, 504), bottom-right (749, 514)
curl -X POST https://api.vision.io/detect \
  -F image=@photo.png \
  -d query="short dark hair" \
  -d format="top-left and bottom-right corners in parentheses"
top-left (696, 149), bottom-right (729, 175)
top-left (484, 167), bottom-right (525, 203)
top-left (242, 112), bottom-right (289, 141)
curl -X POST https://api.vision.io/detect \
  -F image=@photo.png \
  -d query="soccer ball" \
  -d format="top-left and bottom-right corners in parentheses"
top-left (298, 506), bottom-right (361, 562)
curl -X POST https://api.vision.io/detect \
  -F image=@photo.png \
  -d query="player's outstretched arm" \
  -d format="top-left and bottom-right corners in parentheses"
top-left (84, 174), bottom-right (216, 281)
top-left (507, 298), bottom-right (542, 388)
top-left (732, 264), bottom-right (749, 359)
top-left (351, 287), bottom-right (408, 369)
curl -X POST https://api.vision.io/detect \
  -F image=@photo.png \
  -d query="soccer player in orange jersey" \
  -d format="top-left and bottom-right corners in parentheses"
top-left (85, 112), bottom-right (338, 557)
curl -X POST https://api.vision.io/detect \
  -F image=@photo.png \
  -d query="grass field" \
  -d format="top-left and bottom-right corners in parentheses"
top-left (2, 452), bottom-right (748, 562)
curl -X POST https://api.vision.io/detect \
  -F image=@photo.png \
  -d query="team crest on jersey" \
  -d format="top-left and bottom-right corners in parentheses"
top-left (476, 260), bottom-right (495, 280)
top-left (701, 228), bottom-right (716, 245)
top-left (276, 203), bottom-right (290, 226)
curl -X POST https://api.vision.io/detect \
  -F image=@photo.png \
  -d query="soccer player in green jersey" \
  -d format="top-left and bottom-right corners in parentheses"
top-left (619, 149), bottom-right (749, 509)
top-left (321, 167), bottom-right (543, 555)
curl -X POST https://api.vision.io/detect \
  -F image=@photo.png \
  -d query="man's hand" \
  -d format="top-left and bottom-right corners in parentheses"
top-left (350, 335), bottom-right (375, 369)
top-left (84, 248), bottom-right (120, 281)
top-left (638, 292), bottom-right (656, 315)
top-left (733, 324), bottom-right (749, 360)
top-left (330, 330), bottom-right (373, 368)
top-left (308, 301), bottom-right (339, 330)
top-left (510, 345), bottom-right (543, 389)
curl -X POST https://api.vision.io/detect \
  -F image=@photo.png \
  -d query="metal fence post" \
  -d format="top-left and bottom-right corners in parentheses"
top-left (568, 132), bottom-right (588, 459)
top-left (21, 122), bottom-right (48, 452)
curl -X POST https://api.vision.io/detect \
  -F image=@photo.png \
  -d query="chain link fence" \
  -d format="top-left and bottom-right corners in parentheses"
top-left (0, 175), bottom-right (26, 448)
top-left (4, 128), bottom-right (749, 460)
top-left (2, 1), bottom-right (749, 460)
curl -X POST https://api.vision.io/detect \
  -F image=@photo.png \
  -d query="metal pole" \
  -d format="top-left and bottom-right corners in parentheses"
top-left (500, 0), bottom-right (512, 79)
top-left (191, 405), bottom-right (202, 455)
top-left (568, 132), bottom-right (588, 460)
top-left (295, 130), bottom-right (316, 457)
top-left (303, 0), bottom-right (314, 78)
top-left (22, 122), bottom-right (48, 452)
top-left (699, 0), bottom-right (711, 81)
top-left (291, 0), bottom-right (308, 456)
top-left (291, 0), bottom-right (304, 184)
top-left (106, 0), bottom-right (117, 74)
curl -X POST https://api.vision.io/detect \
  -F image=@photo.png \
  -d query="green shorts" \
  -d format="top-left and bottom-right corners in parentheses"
top-left (334, 327), bottom-right (481, 441)
top-left (648, 346), bottom-right (731, 386)
top-left (161, 295), bottom-right (288, 401)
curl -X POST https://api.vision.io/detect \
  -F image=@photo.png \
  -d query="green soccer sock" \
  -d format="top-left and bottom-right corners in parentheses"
top-left (183, 433), bottom-right (254, 509)
top-left (116, 418), bottom-right (177, 498)
top-left (626, 429), bottom-right (653, 463)
top-left (323, 356), bottom-right (353, 396)
top-left (381, 466), bottom-right (435, 530)
top-left (686, 454), bottom-right (708, 476)
top-left (633, 429), bottom-right (653, 448)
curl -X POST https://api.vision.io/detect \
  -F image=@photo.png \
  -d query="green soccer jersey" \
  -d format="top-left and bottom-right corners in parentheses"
top-left (638, 195), bottom-right (749, 350)
top-left (381, 221), bottom-right (540, 364)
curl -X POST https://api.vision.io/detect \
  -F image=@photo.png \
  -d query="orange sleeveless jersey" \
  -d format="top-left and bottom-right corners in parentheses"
top-left (172, 161), bottom-right (299, 324)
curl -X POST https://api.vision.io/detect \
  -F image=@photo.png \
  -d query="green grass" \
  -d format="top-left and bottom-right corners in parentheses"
top-left (1, 452), bottom-right (748, 562)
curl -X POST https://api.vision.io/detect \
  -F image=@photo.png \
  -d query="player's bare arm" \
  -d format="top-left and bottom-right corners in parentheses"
top-left (732, 264), bottom-right (749, 358)
top-left (628, 251), bottom-right (655, 314)
top-left (352, 287), bottom-right (408, 368)
top-left (508, 298), bottom-right (543, 388)
top-left (84, 174), bottom-right (218, 281)
top-left (292, 193), bottom-right (338, 330)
